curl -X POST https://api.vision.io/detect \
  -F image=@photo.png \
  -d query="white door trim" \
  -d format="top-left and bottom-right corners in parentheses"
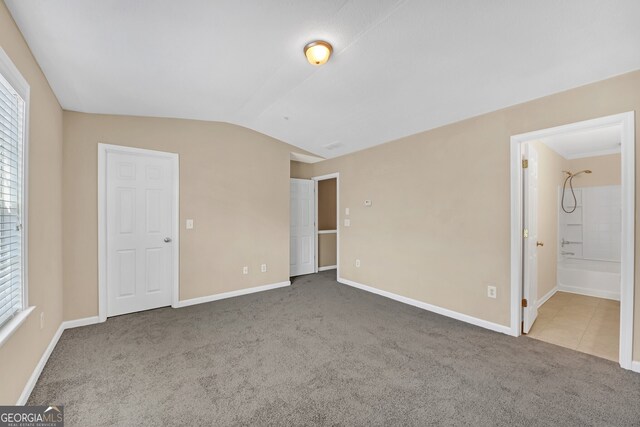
top-left (312, 173), bottom-right (340, 277)
top-left (509, 112), bottom-right (635, 370)
top-left (98, 143), bottom-right (180, 322)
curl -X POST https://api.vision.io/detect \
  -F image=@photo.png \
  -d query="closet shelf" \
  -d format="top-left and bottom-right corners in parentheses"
top-left (318, 229), bottom-right (337, 234)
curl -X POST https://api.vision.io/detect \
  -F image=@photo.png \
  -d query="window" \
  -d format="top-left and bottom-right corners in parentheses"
top-left (0, 53), bottom-right (27, 331)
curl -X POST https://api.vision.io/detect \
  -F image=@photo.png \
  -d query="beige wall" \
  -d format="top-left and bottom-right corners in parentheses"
top-left (307, 70), bottom-right (640, 361)
top-left (290, 160), bottom-right (313, 179)
top-left (568, 153), bottom-right (621, 188)
top-left (0, 3), bottom-right (64, 404)
top-left (317, 179), bottom-right (337, 268)
top-left (531, 141), bottom-right (567, 301)
top-left (318, 233), bottom-right (337, 268)
top-left (318, 178), bottom-right (337, 230)
top-left (63, 112), bottom-right (304, 320)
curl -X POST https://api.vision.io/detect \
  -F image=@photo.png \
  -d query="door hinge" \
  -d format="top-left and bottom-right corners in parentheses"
top-left (523, 228), bottom-right (528, 238)
top-left (522, 159), bottom-right (528, 168)
top-left (522, 298), bottom-right (528, 308)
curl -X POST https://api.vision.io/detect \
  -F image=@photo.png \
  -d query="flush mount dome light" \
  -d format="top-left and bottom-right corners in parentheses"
top-left (304, 40), bottom-right (333, 66)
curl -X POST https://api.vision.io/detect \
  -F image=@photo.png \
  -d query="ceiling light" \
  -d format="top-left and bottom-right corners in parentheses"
top-left (304, 41), bottom-right (332, 66)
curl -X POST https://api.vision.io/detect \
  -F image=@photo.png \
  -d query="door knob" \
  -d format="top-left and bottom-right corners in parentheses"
top-left (164, 237), bottom-right (172, 243)
top-left (536, 241), bottom-right (544, 247)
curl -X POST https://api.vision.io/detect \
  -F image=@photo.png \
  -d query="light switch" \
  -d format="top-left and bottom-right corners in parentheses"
top-left (344, 219), bottom-right (351, 227)
top-left (186, 219), bottom-right (194, 229)
top-left (345, 207), bottom-right (350, 216)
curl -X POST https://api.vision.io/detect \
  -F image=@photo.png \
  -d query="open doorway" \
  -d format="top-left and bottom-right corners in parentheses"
top-left (289, 173), bottom-right (340, 278)
top-left (314, 174), bottom-right (338, 273)
top-left (510, 112), bottom-right (635, 369)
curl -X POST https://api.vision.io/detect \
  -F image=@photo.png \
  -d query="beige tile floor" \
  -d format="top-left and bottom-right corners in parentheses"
top-left (526, 291), bottom-right (620, 361)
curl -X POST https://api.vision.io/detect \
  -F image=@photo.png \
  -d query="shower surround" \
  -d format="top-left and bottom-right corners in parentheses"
top-left (558, 185), bottom-right (621, 300)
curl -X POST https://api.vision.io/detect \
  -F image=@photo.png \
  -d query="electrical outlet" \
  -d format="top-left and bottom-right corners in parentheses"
top-left (40, 312), bottom-right (44, 329)
top-left (355, 259), bottom-right (361, 268)
top-left (261, 264), bottom-right (267, 273)
top-left (242, 266), bottom-right (249, 275)
top-left (364, 200), bottom-right (372, 207)
top-left (487, 285), bottom-right (497, 299)
top-left (344, 219), bottom-right (351, 227)
top-left (186, 219), bottom-right (194, 229)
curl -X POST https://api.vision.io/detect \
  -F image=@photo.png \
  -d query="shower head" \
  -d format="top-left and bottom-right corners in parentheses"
top-left (562, 169), bottom-right (592, 177)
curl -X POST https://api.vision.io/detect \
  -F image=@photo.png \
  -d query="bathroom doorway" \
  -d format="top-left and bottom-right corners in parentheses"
top-left (510, 112), bottom-right (635, 369)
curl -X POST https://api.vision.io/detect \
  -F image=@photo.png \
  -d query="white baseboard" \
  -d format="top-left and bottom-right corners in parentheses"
top-left (337, 277), bottom-right (512, 336)
top-left (558, 284), bottom-right (620, 301)
top-left (17, 281), bottom-right (291, 404)
top-left (62, 316), bottom-right (101, 329)
top-left (537, 287), bottom-right (557, 308)
top-left (16, 323), bottom-right (64, 405)
top-left (318, 265), bottom-right (337, 272)
top-left (174, 281), bottom-right (291, 308)
top-left (16, 316), bottom-right (105, 405)
top-left (16, 278), bottom-right (634, 404)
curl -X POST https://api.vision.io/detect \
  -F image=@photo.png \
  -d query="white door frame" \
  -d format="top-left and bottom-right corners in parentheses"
top-left (98, 143), bottom-right (180, 322)
top-left (312, 173), bottom-right (340, 276)
top-left (522, 143), bottom-right (540, 334)
top-left (509, 112), bottom-right (635, 370)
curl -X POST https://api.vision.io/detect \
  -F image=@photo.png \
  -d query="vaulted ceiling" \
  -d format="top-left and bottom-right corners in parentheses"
top-left (6, 0), bottom-right (640, 158)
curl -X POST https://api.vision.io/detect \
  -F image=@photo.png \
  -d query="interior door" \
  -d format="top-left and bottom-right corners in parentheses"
top-left (290, 179), bottom-right (315, 276)
top-left (106, 150), bottom-right (175, 317)
top-left (523, 143), bottom-right (539, 333)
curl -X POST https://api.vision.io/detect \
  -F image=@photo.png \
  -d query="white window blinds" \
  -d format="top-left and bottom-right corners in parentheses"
top-left (0, 72), bottom-right (25, 329)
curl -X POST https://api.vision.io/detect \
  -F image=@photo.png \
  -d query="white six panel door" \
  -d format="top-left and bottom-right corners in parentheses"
top-left (290, 179), bottom-right (315, 276)
top-left (106, 151), bottom-right (174, 317)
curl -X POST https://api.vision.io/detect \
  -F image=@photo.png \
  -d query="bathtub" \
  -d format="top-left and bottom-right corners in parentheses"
top-left (557, 258), bottom-right (620, 300)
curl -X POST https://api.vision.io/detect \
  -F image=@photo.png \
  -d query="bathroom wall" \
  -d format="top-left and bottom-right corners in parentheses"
top-left (567, 154), bottom-right (621, 188)
top-left (555, 152), bottom-right (621, 262)
top-left (558, 184), bottom-right (622, 300)
top-left (560, 186), bottom-right (622, 262)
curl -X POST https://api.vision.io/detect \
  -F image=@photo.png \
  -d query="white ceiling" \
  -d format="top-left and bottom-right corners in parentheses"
top-left (6, 1), bottom-right (640, 158)
top-left (540, 125), bottom-right (622, 159)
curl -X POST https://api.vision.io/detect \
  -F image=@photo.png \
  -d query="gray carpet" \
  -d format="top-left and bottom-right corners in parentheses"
top-left (29, 271), bottom-right (640, 426)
